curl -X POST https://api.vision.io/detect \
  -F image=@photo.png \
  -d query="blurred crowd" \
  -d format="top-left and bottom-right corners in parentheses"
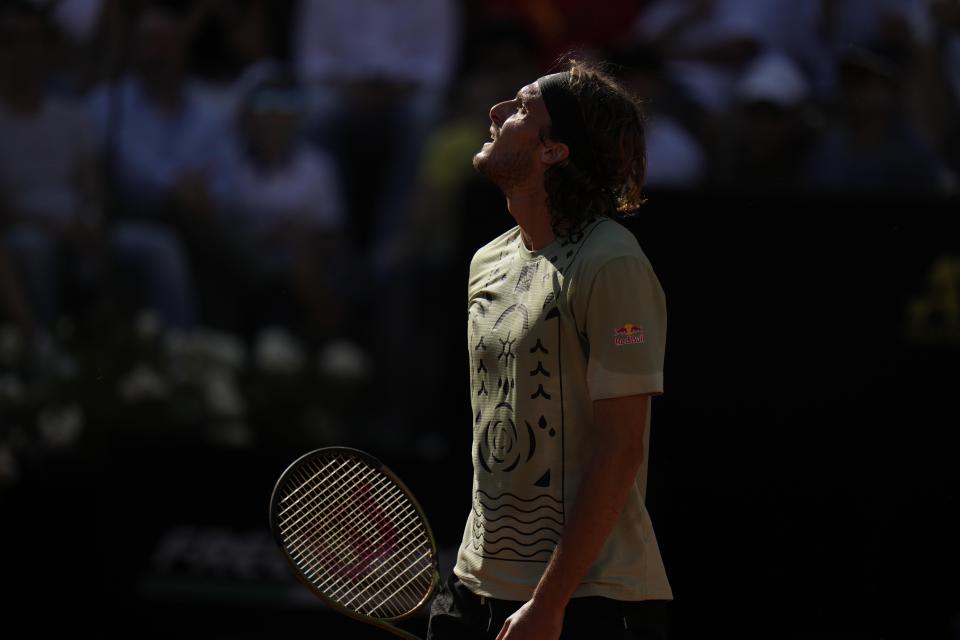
top-left (1, 0), bottom-right (959, 450)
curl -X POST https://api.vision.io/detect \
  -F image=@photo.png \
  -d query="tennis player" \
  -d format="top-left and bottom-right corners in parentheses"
top-left (427, 60), bottom-right (673, 640)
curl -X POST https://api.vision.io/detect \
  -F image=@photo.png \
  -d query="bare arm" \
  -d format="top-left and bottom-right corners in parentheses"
top-left (497, 393), bottom-right (651, 640)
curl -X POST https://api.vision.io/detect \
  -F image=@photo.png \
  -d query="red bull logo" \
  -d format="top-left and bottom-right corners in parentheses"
top-left (614, 323), bottom-right (645, 346)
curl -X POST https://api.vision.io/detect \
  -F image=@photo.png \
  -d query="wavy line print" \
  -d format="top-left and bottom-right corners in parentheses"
top-left (479, 512), bottom-right (564, 526)
top-left (483, 547), bottom-right (553, 562)
top-left (478, 500), bottom-right (564, 516)
top-left (482, 544), bottom-right (555, 559)
top-left (481, 524), bottom-right (562, 538)
top-left (477, 489), bottom-right (562, 504)
top-left (482, 534), bottom-right (559, 547)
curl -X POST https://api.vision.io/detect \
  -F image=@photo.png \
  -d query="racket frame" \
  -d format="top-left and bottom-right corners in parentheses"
top-left (269, 447), bottom-right (441, 639)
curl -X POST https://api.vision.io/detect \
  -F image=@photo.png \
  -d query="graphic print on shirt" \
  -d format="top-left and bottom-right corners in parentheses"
top-left (468, 225), bottom-right (594, 562)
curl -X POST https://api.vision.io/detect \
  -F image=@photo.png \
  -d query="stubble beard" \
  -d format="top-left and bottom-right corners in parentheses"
top-left (473, 142), bottom-right (534, 192)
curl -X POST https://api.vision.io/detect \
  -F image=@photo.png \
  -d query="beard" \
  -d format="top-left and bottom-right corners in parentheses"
top-left (473, 140), bottom-right (535, 191)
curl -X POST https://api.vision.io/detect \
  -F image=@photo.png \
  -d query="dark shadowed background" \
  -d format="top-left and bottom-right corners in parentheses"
top-left (1, 1), bottom-right (958, 638)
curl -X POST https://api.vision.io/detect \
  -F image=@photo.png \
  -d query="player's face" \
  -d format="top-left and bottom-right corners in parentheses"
top-left (473, 82), bottom-right (551, 188)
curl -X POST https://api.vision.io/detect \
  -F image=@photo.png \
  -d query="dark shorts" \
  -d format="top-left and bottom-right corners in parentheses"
top-left (427, 574), bottom-right (670, 640)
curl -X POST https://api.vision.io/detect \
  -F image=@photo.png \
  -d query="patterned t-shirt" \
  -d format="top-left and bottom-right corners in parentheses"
top-left (453, 216), bottom-right (673, 602)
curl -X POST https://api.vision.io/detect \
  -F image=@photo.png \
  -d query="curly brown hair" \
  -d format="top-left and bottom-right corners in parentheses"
top-left (541, 60), bottom-right (647, 237)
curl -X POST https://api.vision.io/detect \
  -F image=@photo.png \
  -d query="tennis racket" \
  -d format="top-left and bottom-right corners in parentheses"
top-left (269, 447), bottom-right (440, 640)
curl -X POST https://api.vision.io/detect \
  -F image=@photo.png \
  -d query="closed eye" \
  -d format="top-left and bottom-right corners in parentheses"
top-left (514, 92), bottom-right (528, 114)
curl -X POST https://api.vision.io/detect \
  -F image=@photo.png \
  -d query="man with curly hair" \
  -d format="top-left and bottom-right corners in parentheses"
top-left (427, 61), bottom-right (672, 640)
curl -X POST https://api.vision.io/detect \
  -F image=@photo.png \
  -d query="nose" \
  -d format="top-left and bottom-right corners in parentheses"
top-left (489, 99), bottom-right (511, 127)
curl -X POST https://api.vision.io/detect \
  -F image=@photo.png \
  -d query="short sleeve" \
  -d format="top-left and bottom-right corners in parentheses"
top-left (582, 255), bottom-right (666, 400)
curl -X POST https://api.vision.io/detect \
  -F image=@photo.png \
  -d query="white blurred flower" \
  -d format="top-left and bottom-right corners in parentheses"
top-left (205, 372), bottom-right (246, 417)
top-left (195, 328), bottom-right (246, 371)
top-left (317, 338), bottom-right (373, 382)
top-left (135, 309), bottom-right (164, 341)
top-left (0, 374), bottom-right (24, 403)
top-left (118, 363), bottom-right (169, 402)
top-left (254, 327), bottom-right (306, 375)
top-left (164, 327), bottom-right (247, 382)
top-left (206, 421), bottom-right (255, 448)
top-left (37, 403), bottom-right (84, 448)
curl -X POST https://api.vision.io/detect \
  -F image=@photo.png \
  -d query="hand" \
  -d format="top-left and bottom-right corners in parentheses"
top-left (496, 599), bottom-right (564, 640)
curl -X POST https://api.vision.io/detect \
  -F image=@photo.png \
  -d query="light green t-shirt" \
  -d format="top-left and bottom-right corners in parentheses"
top-left (453, 216), bottom-right (673, 602)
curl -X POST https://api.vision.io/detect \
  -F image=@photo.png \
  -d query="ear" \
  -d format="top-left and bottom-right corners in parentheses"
top-left (539, 140), bottom-right (569, 166)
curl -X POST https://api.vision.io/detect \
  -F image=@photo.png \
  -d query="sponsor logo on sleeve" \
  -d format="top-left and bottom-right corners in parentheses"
top-left (614, 323), bottom-right (646, 346)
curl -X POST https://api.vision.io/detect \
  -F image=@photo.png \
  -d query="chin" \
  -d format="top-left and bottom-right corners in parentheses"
top-left (472, 151), bottom-right (487, 173)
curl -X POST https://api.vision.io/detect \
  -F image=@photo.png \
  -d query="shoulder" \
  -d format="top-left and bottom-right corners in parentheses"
top-left (573, 217), bottom-right (652, 276)
top-left (470, 225), bottom-right (520, 266)
top-left (563, 217), bottom-right (663, 313)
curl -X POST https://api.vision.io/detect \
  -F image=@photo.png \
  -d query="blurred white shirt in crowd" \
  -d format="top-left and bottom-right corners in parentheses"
top-left (632, 0), bottom-right (770, 112)
top-left (52, 0), bottom-right (105, 43)
top-left (757, 0), bottom-right (935, 99)
top-left (292, 0), bottom-right (458, 88)
top-left (85, 77), bottom-right (229, 215)
top-left (0, 98), bottom-right (96, 222)
top-left (216, 144), bottom-right (345, 240)
top-left (644, 116), bottom-right (707, 189)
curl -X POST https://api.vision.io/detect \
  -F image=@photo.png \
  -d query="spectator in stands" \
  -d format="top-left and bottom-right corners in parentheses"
top-left (630, 0), bottom-right (767, 115)
top-left (292, 0), bottom-right (459, 278)
top-left (761, 0), bottom-right (936, 104)
top-left (85, 4), bottom-right (243, 327)
top-left (718, 52), bottom-right (820, 193)
top-left (804, 43), bottom-right (946, 195)
top-left (614, 45), bottom-right (707, 191)
top-left (85, 4), bottom-right (228, 218)
top-left (0, 2), bottom-right (195, 330)
top-left (183, 0), bottom-right (293, 126)
top-left (214, 74), bottom-right (357, 344)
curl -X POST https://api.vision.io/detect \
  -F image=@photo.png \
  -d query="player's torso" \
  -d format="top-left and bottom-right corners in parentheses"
top-left (465, 223), bottom-right (598, 562)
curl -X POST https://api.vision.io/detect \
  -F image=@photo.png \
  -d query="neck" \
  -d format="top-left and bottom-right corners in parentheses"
top-left (505, 183), bottom-right (555, 251)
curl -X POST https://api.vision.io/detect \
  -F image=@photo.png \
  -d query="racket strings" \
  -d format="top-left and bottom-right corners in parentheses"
top-left (281, 462), bottom-right (385, 545)
top-left (290, 468), bottom-right (433, 617)
top-left (303, 478), bottom-right (431, 614)
top-left (282, 464), bottom-right (416, 580)
top-left (307, 500), bottom-right (427, 593)
top-left (331, 514), bottom-right (432, 609)
top-left (277, 457), bottom-right (342, 516)
top-left (276, 452), bottom-right (435, 619)
top-left (286, 470), bottom-right (414, 591)
top-left (278, 458), bottom-right (369, 531)
top-left (284, 463), bottom-right (413, 575)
